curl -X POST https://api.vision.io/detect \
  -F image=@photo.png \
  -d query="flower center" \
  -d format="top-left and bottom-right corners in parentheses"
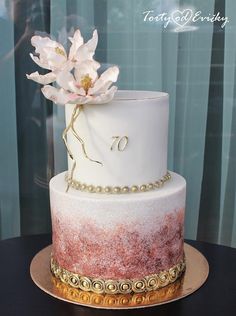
top-left (80, 74), bottom-right (93, 93)
top-left (55, 47), bottom-right (66, 56)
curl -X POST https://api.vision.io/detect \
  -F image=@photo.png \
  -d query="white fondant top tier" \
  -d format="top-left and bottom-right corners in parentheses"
top-left (65, 90), bottom-right (169, 187)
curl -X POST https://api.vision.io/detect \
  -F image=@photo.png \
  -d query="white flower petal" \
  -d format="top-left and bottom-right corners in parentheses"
top-left (88, 80), bottom-right (113, 95)
top-left (31, 36), bottom-right (67, 71)
top-left (68, 81), bottom-right (86, 95)
top-left (76, 59), bottom-right (100, 71)
top-left (88, 66), bottom-right (119, 95)
top-left (75, 47), bottom-right (92, 63)
top-left (101, 66), bottom-right (119, 82)
top-left (68, 29), bottom-right (84, 61)
top-left (75, 29), bottom-right (98, 62)
top-left (69, 29), bottom-right (84, 45)
top-left (29, 53), bottom-right (52, 70)
top-left (74, 60), bottom-right (98, 83)
top-left (31, 36), bottom-right (66, 55)
top-left (62, 60), bottom-right (74, 71)
top-left (56, 71), bottom-right (76, 91)
top-left (26, 71), bottom-right (56, 84)
top-left (85, 29), bottom-right (98, 53)
top-left (41, 85), bottom-right (78, 105)
top-left (88, 86), bottom-right (117, 104)
top-left (54, 60), bottom-right (74, 73)
top-left (41, 47), bottom-right (67, 70)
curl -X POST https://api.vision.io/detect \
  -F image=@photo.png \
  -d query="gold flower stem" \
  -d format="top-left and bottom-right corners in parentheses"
top-left (71, 105), bottom-right (103, 166)
top-left (62, 104), bottom-right (102, 192)
top-left (62, 123), bottom-right (74, 161)
top-left (62, 105), bottom-right (79, 192)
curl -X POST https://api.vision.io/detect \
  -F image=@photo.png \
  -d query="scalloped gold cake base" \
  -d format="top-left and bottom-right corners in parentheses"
top-left (30, 243), bottom-right (209, 309)
top-left (50, 256), bottom-right (186, 294)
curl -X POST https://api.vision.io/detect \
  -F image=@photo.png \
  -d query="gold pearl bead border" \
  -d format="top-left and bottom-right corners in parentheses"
top-left (65, 171), bottom-right (171, 194)
top-left (50, 256), bottom-right (186, 295)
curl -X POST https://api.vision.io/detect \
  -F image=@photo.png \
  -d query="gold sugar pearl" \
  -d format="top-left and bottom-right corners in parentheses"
top-left (154, 181), bottom-right (160, 188)
top-left (104, 186), bottom-right (111, 193)
top-left (113, 187), bottom-right (121, 193)
top-left (122, 186), bottom-right (129, 193)
top-left (75, 182), bottom-right (80, 189)
top-left (81, 184), bottom-right (87, 191)
top-left (96, 186), bottom-right (102, 193)
top-left (131, 185), bottom-right (139, 192)
top-left (88, 185), bottom-right (94, 192)
top-left (140, 185), bottom-right (147, 192)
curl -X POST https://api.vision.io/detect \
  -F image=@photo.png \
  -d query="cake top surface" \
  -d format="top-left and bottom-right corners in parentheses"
top-left (114, 90), bottom-right (169, 101)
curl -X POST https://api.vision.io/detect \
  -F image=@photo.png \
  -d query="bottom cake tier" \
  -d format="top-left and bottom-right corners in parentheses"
top-left (49, 171), bottom-right (186, 294)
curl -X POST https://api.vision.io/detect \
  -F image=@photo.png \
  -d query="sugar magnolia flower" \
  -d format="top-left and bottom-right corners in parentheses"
top-left (26, 29), bottom-right (99, 86)
top-left (41, 63), bottom-right (119, 105)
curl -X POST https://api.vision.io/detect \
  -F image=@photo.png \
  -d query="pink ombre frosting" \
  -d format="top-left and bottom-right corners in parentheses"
top-left (50, 172), bottom-right (186, 280)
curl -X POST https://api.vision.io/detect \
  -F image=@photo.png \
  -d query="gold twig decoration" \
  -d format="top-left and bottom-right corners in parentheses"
top-left (62, 104), bottom-right (102, 192)
top-left (71, 105), bottom-right (103, 166)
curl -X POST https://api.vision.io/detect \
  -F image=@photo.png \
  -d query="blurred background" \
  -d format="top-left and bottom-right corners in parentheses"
top-left (0, 0), bottom-right (236, 247)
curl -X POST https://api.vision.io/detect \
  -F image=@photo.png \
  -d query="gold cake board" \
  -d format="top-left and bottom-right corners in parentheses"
top-left (30, 243), bottom-right (209, 309)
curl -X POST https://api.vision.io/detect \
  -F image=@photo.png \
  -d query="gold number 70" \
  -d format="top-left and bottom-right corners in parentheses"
top-left (110, 136), bottom-right (129, 151)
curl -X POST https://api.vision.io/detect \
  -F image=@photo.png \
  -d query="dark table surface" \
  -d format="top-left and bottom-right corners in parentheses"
top-left (0, 234), bottom-right (236, 315)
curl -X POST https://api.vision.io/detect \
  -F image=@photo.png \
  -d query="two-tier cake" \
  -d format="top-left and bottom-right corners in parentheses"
top-left (26, 28), bottom-right (186, 295)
